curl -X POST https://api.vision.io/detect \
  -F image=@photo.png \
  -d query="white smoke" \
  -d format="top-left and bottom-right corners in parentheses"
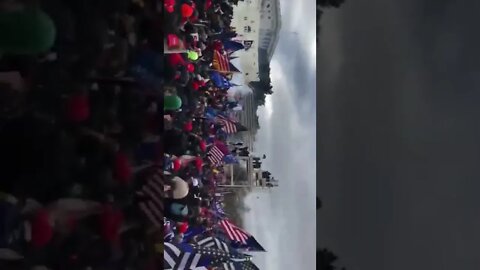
top-left (230, 73), bottom-right (253, 97)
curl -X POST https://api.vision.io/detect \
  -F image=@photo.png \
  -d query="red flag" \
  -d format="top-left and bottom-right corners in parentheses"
top-left (216, 115), bottom-right (237, 134)
top-left (207, 146), bottom-right (225, 165)
top-left (219, 219), bottom-right (250, 244)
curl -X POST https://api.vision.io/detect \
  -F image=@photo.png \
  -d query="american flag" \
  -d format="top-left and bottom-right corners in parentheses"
top-left (216, 115), bottom-right (237, 134)
top-left (195, 245), bottom-right (251, 266)
top-left (207, 145), bottom-right (225, 164)
top-left (219, 219), bottom-right (250, 245)
top-left (136, 167), bottom-right (164, 227)
top-left (221, 261), bottom-right (260, 270)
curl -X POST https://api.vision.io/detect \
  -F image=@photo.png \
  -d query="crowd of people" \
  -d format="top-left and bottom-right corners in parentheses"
top-left (161, 0), bottom-right (254, 250)
top-left (0, 0), bottom-right (260, 269)
top-left (162, 1), bottom-right (267, 269)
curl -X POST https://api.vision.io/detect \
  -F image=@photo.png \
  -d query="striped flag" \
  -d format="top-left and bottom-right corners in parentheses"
top-left (221, 261), bottom-right (260, 270)
top-left (222, 262), bottom-right (237, 270)
top-left (196, 237), bottom-right (231, 253)
top-left (207, 146), bottom-right (225, 164)
top-left (216, 115), bottom-right (237, 134)
top-left (219, 219), bottom-right (250, 244)
top-left (212, 50), bottom-right (241, 73)
top-left (194, 245), bottom-right (252, 265)
top-left (212, 50), bottom-right (230, 73)
top-left (230, 235), bottom-right (267, 252)
top-left (136, 167), bottom-right (164, 227)
top-left (164, 242), bottom-right (251, 270)
top-left (164, 243), bottom-right (206, 270)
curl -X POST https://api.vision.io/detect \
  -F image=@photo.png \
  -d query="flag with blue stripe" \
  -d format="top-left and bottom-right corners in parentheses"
top-left (164, 242), bottom-right (210, 270)
top-left (221, 261), bottom-right (261, 270)
top-left (164, 242), bottom-right (252, 270)
top-left (230, 236), bottom-right (267, 252)
top-left (196, 236), bottom-right (230, 253)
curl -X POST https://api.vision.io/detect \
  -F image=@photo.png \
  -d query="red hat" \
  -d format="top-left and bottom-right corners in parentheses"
top-left (114, 152), bottom-right (132, 184)
top-left (187, 63), bottom-right (195, 72)
top-left (168, 53), bottom-right (185, 67)
top-left (192, 81), bottom-right (200, 90)
top-left (178, 222), bottom-right (189, 234)
top-left (181, 4), bottom-right (194, 18)
top-left (66, 94), bottom-right (90, 122)
top-left (167, 34), bottom-right (181, 49)
top-left (183, 121), bottom-right (193, 132)
top-left (164, 0), bottom-right (175, 13)
top-left (99, 205), bottom-right (123, 244)
top-left (172, 159), bottom-right (182, 172)
top-left (30, 209), bottom-right (53, 248)
top-left (205, 0), bottom-right (213, 9)
top-left (195, 157), bottom-right (203, 171)
top-left (199, 140), bottom-right (207, 152)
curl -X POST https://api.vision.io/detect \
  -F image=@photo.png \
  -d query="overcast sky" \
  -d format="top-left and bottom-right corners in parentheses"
top-left (318, 1), bottom-right (480, 269)
top-left (241, 0), bottom-right (317, 269)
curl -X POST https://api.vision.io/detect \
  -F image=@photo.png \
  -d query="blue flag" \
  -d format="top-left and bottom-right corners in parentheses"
top-left (210, 71), bottom-right (232, 89)
top-left (205, 107), bottom-right (218, 120)
top-left (223, 40), bottom-right (245, 53)
top-left (183, 226), bottom-right (207, 243)
top-left (212, 200), bottom-right (227, 217)
top-left (223, 154), bottom-right (239, 164)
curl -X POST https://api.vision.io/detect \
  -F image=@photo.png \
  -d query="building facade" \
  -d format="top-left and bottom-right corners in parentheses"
top-left (231, 0), bottom-right (261, 83)
top-left (259, 0), bottom-right (281, 61)
top-left (220, 156), bottom-right (279, 190)
top-left (231, 0), bottom-right (281, 81)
